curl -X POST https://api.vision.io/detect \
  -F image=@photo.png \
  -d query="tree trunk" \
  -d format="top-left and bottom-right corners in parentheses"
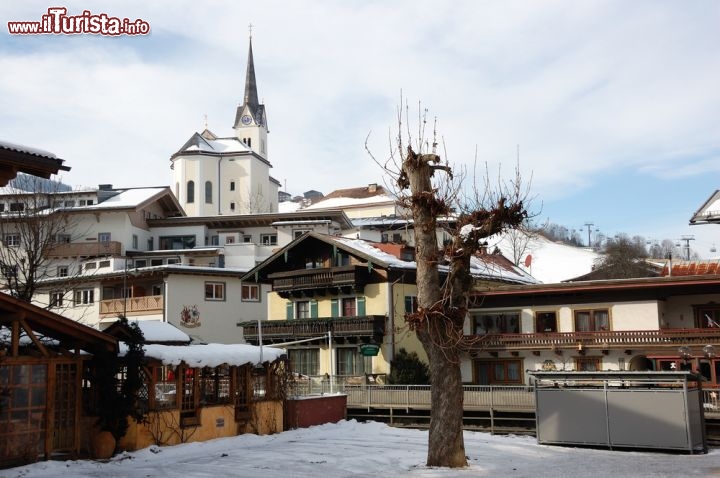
top-left (418, 329), bottom-right (467, 467)
top-left (403, 146), bottom-right (468, 468)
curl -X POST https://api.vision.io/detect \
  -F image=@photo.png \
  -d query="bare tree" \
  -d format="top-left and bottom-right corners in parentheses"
top-left (370, 103), bottom-right (528, 468)
top-left (591, 233), bottom-right (655, 279)
top-left (503, 218), bottom-right (536, 266)
top-left (240, 185), bottom-right (273, 214)
top-left (0, 175), bottom-right (85, 304)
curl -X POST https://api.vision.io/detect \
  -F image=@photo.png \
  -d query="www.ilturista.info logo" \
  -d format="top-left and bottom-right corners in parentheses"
top-left (7, 7), bottom-right (150, 35)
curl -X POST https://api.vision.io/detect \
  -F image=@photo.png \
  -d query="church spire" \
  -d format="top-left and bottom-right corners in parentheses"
top-left (233, 28), bottom-right (265, 130)
top-left (243, 35), bottom-right (259, 113)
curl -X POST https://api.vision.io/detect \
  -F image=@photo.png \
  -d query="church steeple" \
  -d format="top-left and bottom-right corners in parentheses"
top-left (233, 29), bottom-right (268, 158)
top-left (243, 37), bottom-right (259, 114)
top-left (233, 31), bottom-right (266, 130)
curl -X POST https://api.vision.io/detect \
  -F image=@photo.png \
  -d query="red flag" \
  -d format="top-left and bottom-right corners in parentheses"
top-left (524, 255), bottom-right (532, 267)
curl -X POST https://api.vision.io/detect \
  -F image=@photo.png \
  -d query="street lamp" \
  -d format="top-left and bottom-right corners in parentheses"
top-left (678, 346), bottom-right (692, 371)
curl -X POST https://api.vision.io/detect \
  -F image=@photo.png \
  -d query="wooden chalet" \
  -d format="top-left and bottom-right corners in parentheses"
top-left (467, 274), bottom-right (720, 388)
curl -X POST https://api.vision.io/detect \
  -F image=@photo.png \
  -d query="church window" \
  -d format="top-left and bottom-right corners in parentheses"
top-left (230, 181), bottom-right (235, 191)
top-left (205, 181), bottom-right (212, 204)
top-left (230, 202), bottom-right (236, 211)
top-left (261, 140), bottom-right (266, 154)
top-left (187, 181), bottom-right (195, 203)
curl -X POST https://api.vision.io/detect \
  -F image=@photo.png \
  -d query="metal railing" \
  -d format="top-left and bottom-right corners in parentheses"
top-left (342, 384), bottom-right (535, 411)
top-left (289, 378), bottom-right (719, 417)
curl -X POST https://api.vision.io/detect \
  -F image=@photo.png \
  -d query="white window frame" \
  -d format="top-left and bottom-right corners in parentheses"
top-left (73, 289), bottom-right (95, 306)
top-left (3, 234), bottom-right (20, 247)
top-left (50, 290), bottom-right (65, 308)
top-left (57, 265), bottom-right (69, 277)
top-left (241, 284), bottom-right (260, 302)
top-left (260, 234), bottom-right (277, 246)
top-left (205, 281), bottom-right (225, 301)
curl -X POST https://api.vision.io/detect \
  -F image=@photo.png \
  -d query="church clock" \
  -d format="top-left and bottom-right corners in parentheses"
top-left (241, 114), bottom-right (252, 125)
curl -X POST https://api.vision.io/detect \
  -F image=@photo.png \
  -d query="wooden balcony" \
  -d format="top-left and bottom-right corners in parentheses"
top-left (99, 294), bottom-right (163, 318)
top-left (268, 265), bottom-right (370, 296)
top-left (239, 315), bottom-right (385, 345)
top-left (465, 328), bottom-right (720, 353)
top-left (46, 240), bottom-right (122, 258)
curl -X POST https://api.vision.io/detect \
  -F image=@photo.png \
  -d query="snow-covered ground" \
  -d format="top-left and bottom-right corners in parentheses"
top-left (4, 420), bottom-right (718, 478)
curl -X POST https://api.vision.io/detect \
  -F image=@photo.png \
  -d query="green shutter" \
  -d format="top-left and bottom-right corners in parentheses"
top-left (310, 300), bottom-right (318, 318)
top-left (330, 298), bottom-right (339, 317)
top-left (357, 296), bottom-right (366, 316)
top-left (286, 302), bottom-right (294, 320)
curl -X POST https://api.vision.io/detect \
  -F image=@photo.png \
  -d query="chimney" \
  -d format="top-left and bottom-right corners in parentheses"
top-left (477, 241), bottom-right (489, 255)
top-left (368, 183), bottom-right (377, 193)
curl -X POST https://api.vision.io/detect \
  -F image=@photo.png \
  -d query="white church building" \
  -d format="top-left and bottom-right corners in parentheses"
top-left (170, 37), bottom-right (280, 217)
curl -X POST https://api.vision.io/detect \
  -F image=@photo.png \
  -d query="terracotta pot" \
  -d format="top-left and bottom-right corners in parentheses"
top-left (93, 430), bottom-right (116, 459)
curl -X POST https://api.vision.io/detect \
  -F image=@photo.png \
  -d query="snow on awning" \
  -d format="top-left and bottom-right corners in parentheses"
top-left (131, 343), bottom-right (286, 368)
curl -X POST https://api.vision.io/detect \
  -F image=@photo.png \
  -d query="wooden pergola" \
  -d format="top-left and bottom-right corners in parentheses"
top-left (0, 293), bottom-right (117, 465)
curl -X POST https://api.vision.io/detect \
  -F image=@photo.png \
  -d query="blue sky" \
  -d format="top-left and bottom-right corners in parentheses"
top-left (1, 1), bottom-right (719, 257)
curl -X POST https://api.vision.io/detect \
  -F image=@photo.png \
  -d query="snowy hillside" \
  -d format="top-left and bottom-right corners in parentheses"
top-left (488, 231), bottom-right (602, 284)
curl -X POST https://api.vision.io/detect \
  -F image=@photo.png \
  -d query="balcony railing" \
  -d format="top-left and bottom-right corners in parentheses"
top-left (240, 315), bottom-right (386, 344)
top-left (46, 240), bottom-right (122, 258)
top-left (99, 294), bottom-right (163, 317)
top-left (465, 328), bottom-right (720, 352)
top-left (268, 265), bottom-right (369, 293)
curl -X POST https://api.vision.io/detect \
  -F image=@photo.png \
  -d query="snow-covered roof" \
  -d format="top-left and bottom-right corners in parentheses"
top-left (331, 236), bottom-right (416, 269)
top-left (278, 201), bottom-right (302, 213)
top-left (0, 140), bottom-right (57, 159)
top-left (332, 235), bottom-right (536, 284)
top-left (134, 321), bottom-right (190, 343)
top-left (140, 343), bottom-right (285, 368)
top-left (85, 187), bottom-right (167, 209)
top-left (469, 254), bottom-right (538, 285)
top-left (304, 194), bottom-right (396, 210)
top-left (690, 190), bottom-right (720, 224)
top-left (183, 136), bottom-right (251, 154)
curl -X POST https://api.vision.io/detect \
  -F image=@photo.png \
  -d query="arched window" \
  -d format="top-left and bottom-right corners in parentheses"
top-left (187, 180), bottom-right (195, 203)
top-left (205, 181), bottom-right (212, 204)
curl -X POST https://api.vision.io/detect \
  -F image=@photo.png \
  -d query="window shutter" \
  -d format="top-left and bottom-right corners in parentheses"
top-left (310, 300), bottom-right (318, 318)
top-left (286, 302), bottom-right (294, 320)
top-left (357, 296), bottom-right (366, 316)
top-left (330, 298), bottom-right (339, 317)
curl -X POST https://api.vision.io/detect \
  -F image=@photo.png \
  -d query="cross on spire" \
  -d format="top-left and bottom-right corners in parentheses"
top-left (248, 22), bottom-right (253, 39)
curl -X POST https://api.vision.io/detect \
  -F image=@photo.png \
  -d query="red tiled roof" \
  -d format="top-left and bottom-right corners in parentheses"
top-left (661, 260), bottom-right (720, 276)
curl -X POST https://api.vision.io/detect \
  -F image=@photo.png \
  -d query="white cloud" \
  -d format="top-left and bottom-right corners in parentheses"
top-left (1, 0), bottom-right (718, 249)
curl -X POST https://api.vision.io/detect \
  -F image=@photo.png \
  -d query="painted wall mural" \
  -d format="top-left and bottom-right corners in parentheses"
top-left (180, 304), bottom-right (201, 328)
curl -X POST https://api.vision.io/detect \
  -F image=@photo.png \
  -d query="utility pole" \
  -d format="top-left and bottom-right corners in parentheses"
top-left (583, 222), bottom-right (595, 248)
top-left (679, 235), bottom-right (695, 261)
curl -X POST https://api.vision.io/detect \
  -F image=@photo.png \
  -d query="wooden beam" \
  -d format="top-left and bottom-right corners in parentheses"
top-left (19, 319), bottom-right (50, 357)
top-left (11, 320), bottom-right (19, 357)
